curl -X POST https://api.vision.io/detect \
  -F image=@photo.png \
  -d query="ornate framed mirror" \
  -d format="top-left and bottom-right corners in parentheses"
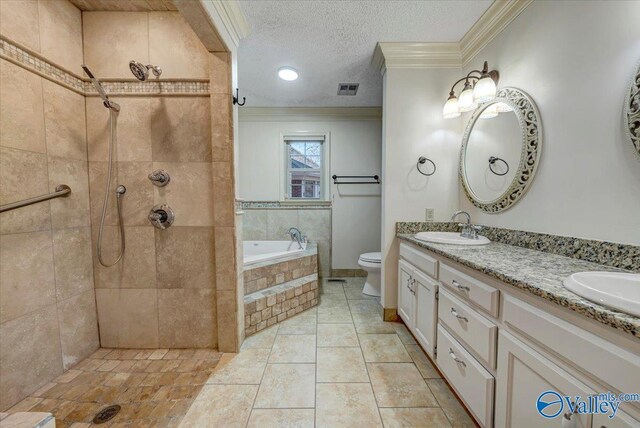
top-left (460, 87), bottom-right (542, 213)
top-left (625, 60), bottom-right (640, 158)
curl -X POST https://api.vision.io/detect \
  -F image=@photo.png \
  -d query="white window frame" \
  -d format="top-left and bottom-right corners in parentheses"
top-left (279, 131), bottom-right (330, 201)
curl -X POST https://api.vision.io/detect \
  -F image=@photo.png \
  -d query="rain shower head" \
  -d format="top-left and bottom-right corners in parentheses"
top-left (129, 61), bottom-right (162, 81)
top-left (82, 64), bottom-right (120, 112)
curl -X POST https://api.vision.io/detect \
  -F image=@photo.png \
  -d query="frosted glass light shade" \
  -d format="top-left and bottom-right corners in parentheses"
top-left (480, 103), bottom-right (499, 119)
top-left (473, 76), bottom-right (497, 103)
top-left (443, 96), bottom-right (460, 119)
top-left (495, 102), bottom-right (513, 112)
top-left (458, 87), bottom-right (477, 112)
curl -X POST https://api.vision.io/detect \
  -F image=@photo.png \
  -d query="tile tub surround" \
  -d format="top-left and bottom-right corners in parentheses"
top-left (397, 234), bottom-right (640, 338)
top-left (396, 222), bottom-right (640, 271)
top-left (3, 347), bottom-right (222, 427)
top-left (243, 207), bottom-right (331, 276)
top-left (243, 243), bottom-right (318, 295)
top-left (180, 277), bottom-right (474, 427)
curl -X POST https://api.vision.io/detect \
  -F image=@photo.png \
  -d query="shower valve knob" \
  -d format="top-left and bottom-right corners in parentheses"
top-left (148, 169), bottom-right (170, 187)
top-left (148, 204), bottom-right (174, 229)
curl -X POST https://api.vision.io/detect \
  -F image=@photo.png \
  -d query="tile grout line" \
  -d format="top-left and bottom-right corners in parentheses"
top-left (245, 321), bottom-right (278, 427)
top-left (351, 288), bottom-right (385, 426)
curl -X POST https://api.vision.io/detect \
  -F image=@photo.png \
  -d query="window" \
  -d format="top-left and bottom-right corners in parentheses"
top-left (285, 138), bottom-right (324, 199)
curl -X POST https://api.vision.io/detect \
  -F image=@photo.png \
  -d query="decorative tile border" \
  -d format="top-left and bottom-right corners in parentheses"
top-left (396, 222), bottom-right (640, 271)
top-left (241, 200), bottom-right (332, 210)
top-left (0, 37), bottom-right (84, 92)
top-left (1, 36), bottom-right (209, 96)
top-left (95, 80), bottom-right (209, 95)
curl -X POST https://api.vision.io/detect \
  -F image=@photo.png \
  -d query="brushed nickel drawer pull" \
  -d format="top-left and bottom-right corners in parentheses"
top-left (450, 307), bottom-right (468, 322)
top-left (449, 348), bottom-right (466, 367)
top-left (452, 280), bottom-right (470, 292)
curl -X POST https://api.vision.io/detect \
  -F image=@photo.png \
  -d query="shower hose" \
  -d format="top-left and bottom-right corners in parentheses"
top-left (97, 108), bottom-right (126, 267)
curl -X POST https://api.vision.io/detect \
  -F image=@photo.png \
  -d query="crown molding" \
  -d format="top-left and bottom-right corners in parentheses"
top-left (373, 43), bottom-right (461, 73)
top-left (460, 0), bottom-right (533, 65)
top-left (197, 0), bottom-right (250, 49)
top-left (239, 107), bottom-right (382, 122)
top-left (372, 0), bottom-right (533, 73)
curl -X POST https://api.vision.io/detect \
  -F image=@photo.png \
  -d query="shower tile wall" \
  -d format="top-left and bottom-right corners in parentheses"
top-left (243, 209), bottom-right (332, 276)
top-left (0, 0), bottom-right (98, 410)
top-left (82, 11), bottom-right (219, 350)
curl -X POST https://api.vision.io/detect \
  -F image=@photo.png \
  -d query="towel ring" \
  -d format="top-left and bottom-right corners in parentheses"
top-left (417, 157), bottom-right (436, 176)
top-left (488, 156), bottom-right (509, 176)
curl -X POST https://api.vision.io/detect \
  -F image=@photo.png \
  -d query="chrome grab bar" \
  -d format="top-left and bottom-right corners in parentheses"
top-left (0, 185), bottom-right (71, 213)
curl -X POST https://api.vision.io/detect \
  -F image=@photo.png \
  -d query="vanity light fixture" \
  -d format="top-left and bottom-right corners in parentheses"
top-left (278, 66), bottom-right (299, 81)
top-left (480, 103), bottom-right (499, 119)
top-left (442, 61), bottom-right (499, 119)
top-left (495, 102), bottom-right (513, 113)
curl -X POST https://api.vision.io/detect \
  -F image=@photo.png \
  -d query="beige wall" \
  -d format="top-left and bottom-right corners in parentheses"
top-left (238, 112), bottom-right (383, 270)
top-left (81, 11), bottom-right (220, 349)
top-left (0, 0), bottom-right (98, 410)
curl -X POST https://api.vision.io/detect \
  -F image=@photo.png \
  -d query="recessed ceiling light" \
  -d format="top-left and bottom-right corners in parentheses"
top-left (278, 67), bottom-right (298, 81)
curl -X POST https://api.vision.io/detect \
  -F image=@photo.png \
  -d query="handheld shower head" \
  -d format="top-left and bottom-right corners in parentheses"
top-left (129, 61), bottom-right (162, 81)
top-left (82, 64), bottom-right (120, 112)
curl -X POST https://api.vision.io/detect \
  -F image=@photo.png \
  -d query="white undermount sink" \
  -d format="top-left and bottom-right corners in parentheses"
top-left (563, 272), bottom-right (640, 317)
top-left (414, 231), bottom-right (490, 246)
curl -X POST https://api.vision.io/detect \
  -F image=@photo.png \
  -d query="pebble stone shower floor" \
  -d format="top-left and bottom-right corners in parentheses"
top-left (4, 348), bottom-right (223, 427)
top-left (3, 277), bottom-right (475, 427)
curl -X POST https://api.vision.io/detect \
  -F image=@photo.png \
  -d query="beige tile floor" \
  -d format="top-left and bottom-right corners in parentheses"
top-left (180, 277), bottom-right (477, 427)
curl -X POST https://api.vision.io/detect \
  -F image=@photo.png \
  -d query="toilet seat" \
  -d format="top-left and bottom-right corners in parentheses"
top-left (359, 252), bottom-right (381, 264)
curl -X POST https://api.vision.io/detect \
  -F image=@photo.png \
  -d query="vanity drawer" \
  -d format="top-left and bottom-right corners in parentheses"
top-left (503, 295), bottom-right (640, 396)
top-left (440, 263), bottom-right (499, 317)
top-left (438, 289), bottom-right (498, 369)
top-left (400, 243), bottom-right (438, 279)
top-left (437, 326), bottom-right (494, 427)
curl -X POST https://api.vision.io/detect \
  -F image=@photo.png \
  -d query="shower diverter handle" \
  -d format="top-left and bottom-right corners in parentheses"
top-left (148, 204), bottom-right (175, 229)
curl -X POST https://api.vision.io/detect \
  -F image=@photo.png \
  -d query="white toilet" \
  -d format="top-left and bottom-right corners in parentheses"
top-left (358, 252), bottom-right (382, 297)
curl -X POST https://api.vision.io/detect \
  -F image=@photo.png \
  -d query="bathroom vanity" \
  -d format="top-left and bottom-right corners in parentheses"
top-left (396, 233), bottom-right (640, 428)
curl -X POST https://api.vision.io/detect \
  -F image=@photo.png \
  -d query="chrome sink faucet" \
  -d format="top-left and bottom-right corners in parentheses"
top-left (451, 210), bottom-right (482, 240)
top-left (287, 227), bottom-right (307, 249)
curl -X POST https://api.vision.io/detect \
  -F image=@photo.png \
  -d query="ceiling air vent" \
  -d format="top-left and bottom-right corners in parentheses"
top-left (337, 83), bottom-right (359, 96)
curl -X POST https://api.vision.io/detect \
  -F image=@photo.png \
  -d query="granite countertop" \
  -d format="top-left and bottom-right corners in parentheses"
top-left (397, 233), bottom-right (640, 339)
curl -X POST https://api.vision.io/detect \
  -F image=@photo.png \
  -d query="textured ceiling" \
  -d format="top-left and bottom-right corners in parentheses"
top-left (237, 0), bottom-right (492, 107)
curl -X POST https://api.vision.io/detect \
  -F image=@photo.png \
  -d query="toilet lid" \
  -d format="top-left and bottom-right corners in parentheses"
top-left (359, 252), bottom-right (381, 263)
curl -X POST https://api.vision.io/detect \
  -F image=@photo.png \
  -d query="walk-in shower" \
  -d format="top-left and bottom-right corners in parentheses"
top-left (82, 64), bottom-right (126, 267)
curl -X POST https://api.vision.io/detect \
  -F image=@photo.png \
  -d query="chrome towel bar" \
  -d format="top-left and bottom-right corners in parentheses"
top-left (0, 184), bottom-right (71, 213)
top-left (332, 175), bottom-right (380, 184)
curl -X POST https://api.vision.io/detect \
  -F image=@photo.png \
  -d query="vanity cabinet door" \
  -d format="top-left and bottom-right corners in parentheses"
top-left (413, 268), bottom-right (438, 358)
top-left (398, 260), bottom-right (415, 328)
top-left (495, 330), bottom-right (594, 428)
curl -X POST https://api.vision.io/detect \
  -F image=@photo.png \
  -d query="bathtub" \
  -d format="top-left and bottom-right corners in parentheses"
top-left (243, 240), bottom-right (307, 266)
